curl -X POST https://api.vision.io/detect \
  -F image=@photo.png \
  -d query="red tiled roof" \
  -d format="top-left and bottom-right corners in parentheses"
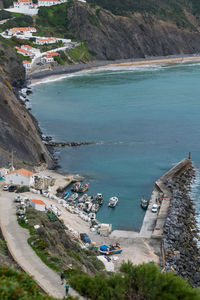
top-left (7, 168), bottom-right (35, 178)
top-left (39, 0), bottom-right (58, 2)
top-left (38, 38), bottom-right (56, 42)
top-left (47, 51), bottom-right (59, 56)
top-left (17, 48), bottom-right (32, 54)
top-left (32, 199), bottom-right (46, 205)
top-left (23, 60), bottom-right (31, 63)
top-left (9, 27), bottom-right (36, 32)
top-left (19, 0), bottom-right (32, 2)
top-left (22, 44), bottom-right (34, 49)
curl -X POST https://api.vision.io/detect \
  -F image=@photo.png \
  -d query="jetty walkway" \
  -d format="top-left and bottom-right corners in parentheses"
top-left (0, 184), bottom-right (83, 299)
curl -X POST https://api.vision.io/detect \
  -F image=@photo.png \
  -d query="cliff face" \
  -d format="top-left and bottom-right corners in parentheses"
top-left (0, 39), bottom-right (53, 168)
top-left (67, 1), bottom-right (200, 60)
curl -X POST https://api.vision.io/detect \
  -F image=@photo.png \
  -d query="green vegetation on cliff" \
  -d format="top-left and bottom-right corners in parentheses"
top-left (69, 261), bottom-right (200, 300)
top-left (87, 0), bottom-right (198, 29)
top-left (0, 266), bottom-right (56, 300)
top-left (36, 3), bottom-right (72, 38)
top-left (19, 207), bottom-right (104, 275)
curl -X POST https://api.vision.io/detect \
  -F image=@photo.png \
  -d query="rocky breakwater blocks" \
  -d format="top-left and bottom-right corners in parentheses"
top-left (162, 167), bottom-right (200, 287)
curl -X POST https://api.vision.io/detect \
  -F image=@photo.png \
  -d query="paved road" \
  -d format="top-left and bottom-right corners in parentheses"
top-left (0, 187), bottom-right (83, 299)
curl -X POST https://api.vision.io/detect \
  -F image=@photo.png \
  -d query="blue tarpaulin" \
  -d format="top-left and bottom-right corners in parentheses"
top-left (100, 245), bottom-right (109, 251)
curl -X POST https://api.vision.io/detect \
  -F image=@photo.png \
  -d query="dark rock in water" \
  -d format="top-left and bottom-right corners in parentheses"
top-left (43, 136), bottom-right (53, 142)
top-left (26, 89), bottom-right (32, 95)
top-left (47, 141), bottom-right (95, 147)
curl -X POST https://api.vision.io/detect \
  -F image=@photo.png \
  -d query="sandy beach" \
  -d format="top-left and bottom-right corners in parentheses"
top-left (27, 54), bottom-right (200, 86)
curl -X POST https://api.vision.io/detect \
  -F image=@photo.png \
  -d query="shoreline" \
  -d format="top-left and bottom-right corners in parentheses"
top-left (27, 54), bottom-right (200, 86)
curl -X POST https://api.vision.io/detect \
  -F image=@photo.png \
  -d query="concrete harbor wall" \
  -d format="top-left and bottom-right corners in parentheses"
top-left (151, 158), bottom-right (192, 238)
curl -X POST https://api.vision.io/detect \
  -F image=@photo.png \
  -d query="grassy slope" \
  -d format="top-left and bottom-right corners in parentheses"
top-left (18, 207), bottom-right (104, 276)
top-left (87, 0), bottom-right (200, 30)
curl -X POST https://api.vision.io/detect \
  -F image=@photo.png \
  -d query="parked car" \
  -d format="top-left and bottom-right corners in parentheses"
top-left (80, 233), bottom-right (91, 244)
top-left (3, 185), bottom-right (9, 191)
top-left (151, 203), bottom-right (159, 213)
top-left (8, 185), bottom-right (17, 192)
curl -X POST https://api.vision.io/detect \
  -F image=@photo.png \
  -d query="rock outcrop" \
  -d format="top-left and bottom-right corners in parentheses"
top-left (0, 39), bottom-right (53, 168)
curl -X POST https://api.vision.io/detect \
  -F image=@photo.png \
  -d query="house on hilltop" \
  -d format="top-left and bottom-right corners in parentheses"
top-left (5, 168), bottom-right (35, 186)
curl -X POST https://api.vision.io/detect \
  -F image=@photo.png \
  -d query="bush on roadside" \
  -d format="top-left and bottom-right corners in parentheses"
top-left (16, 186), bottom-right (29, 193)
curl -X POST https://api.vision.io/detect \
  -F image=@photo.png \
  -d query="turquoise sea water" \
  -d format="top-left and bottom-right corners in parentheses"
top-left (30, 62), bottom-right (200, 231)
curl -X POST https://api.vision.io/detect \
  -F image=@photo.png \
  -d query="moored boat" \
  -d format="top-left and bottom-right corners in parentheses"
top-left (140, 197), bottom-right (149, 209)
top-left (68, 192), bottom-right (79, 202)
top-left (108, 196), bottom-right (118, 207)
top-left (79, 184), bottom-right (89, 193)
top-left (71, 182), bottom-right (81, 192)
top-left (78, 194), bottom-right (88, 203)
top-left (95, 193), bottom-right (103, 205)
top-left (64, 191), bottom-right (69, 200)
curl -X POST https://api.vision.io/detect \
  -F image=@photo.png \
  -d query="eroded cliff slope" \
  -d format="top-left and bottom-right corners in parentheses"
top-left (0, 38), bottom-right (53, 167)
top-left (66, 1), bottom-right (200, 60)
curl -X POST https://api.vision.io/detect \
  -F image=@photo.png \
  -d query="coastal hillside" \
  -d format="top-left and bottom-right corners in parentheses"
top-left (0, 37), bottom-right (53, 167)
top-left (32, 0), bottom-right (200, 61)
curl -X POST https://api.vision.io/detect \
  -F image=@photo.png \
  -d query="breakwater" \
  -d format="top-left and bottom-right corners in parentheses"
top-left (162, 164), bottom-right (200, 287)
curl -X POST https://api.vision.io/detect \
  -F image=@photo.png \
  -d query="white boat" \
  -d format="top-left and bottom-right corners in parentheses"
top-left (84, 201), bottom-right (93, 213)
top-left (71, 182), bottom-right (81, 192)
top-left (68, 193), bottom-right (79, 202)
top-left (88, 212), bottom-right (96, 220)
top-left (78, 194), bottom-right (88, 203)
top-left (108, 196), bottom-right (119, 207)
top-left (91, 203), bottom-right (99, 213)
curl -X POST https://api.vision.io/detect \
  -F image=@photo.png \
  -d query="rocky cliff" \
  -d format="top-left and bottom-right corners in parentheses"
top-left (0, 38), bottom-right (53, 168)
top-left (67, 1), bottom-right (200, 60)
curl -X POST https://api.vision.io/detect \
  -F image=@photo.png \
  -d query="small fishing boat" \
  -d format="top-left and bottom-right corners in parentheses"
top-left (78, 194), bottom-right (88, 203)
top-left (71, 182), bottom-right (81, 192)
top-left (83, 200), bottom-right (93, 213)
top-left (99, 243), bottom-right (122, 255)
top-left (68, 193), bottom-right (79, 202)
top-left (78, 184), bottom-right (89, 193)
top-left (140, 197), bottom-right (149, 209)
top-left (64, 191), bottom-right (69, 200)
top-left (88, 212), bottom-right (96, 220)
top-left (108, 196), bottom-right (118, 207)
top-left (95, 193), bottom-right (103, 205)
top-left (91, 203), bottom-right (99, 213)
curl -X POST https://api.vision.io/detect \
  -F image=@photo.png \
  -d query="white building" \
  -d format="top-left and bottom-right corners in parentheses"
top-left (8, 27), bottom-right (36, 36)
top-left (5, 168), bottom-right (35, 186)
top-left (16, 47), bottom-right (35, 57)
top-left (21, 45), bottom-right (40, 54)
top-left (30, 199), bottom-right (46, 211)
top-left (38, 0), bottom-right (60, 6)
top-left (41, 55), bottom-right (54, 63)
top-left (13, 0), bottom-right (33, 8)
top-left (23, 60), bottom-right (32, 68)
top-left (35, 37), bottom-right (57, 45)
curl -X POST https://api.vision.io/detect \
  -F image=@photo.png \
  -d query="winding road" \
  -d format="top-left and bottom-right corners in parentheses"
top-left (0, 184), bottom-right (83, 299)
